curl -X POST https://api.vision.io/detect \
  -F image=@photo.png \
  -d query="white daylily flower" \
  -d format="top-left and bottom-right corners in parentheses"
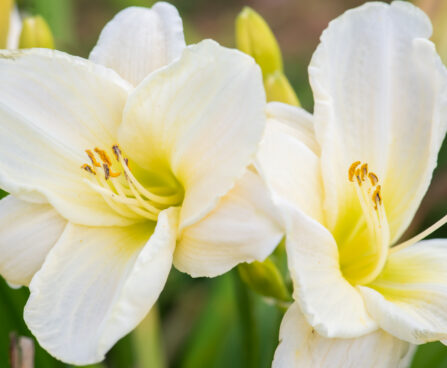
top-left (0, 3), bottom-right (283, 364)
top-left (257, 2), bottom-right (447, 367)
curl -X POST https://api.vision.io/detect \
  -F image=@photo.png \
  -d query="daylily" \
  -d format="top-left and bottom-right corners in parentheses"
top-left (256, 2), bottom-right (447, 367)
top-left (0, 3), bottom-right (282, 364)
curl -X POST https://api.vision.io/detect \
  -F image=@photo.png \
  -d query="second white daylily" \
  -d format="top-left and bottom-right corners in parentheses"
top-left (256, 2), bottom-right (447, 367)
top-left (0, 3), bottom-right (283, 364)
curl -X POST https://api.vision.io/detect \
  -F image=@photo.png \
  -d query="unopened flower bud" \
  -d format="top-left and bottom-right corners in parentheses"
top-left (238, 258), bottom-right (291, 302)
top-left (235, 7), bottom-right (282, 77)
top-left (265, 70), bottom-right (300, 106)
top-left (19, 15), bottom-right (54, 49)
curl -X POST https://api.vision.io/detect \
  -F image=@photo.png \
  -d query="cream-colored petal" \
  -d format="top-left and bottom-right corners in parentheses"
top-left (119, 40), bottom-right (265, 230)
top-left (281, 200), bottom-right (377, 338)
top-left (0, 48), bottom-right (134, 226)
top-left (89, 3), bottom-right (185, 86)
top-left (265, 102), bottom-right (320, 155)
top-left (24, 207), bottom-right (179, 365)
top-left (273, 302), bottom-right (411, 368)
top-left (359, 239), bottom-right (447, 344)
top-left (310, 1), bottom-right (447, 242)
top-left (0, 195), bottom-right (66, 286)
top-left (7, 6), bottom-right (21, 49)
top-left (173, 169), bottom-right (283, 277)
top-left (257, 105), bottom-right (324, 223)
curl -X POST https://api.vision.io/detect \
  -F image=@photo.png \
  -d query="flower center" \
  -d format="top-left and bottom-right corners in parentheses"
top-left (81, 145), bottom-right (183, 221)
top-left (338, 161), bottom-right (390, 285)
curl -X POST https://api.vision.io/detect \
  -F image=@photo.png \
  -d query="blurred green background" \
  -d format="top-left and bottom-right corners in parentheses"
top-left (2, 0), bottom-right (447, 367)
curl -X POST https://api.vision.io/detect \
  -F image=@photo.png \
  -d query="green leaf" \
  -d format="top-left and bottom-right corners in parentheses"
top-left (178, 274), bottom-right (238, 368)
top-left (411, 342), bottom-right (447, 368)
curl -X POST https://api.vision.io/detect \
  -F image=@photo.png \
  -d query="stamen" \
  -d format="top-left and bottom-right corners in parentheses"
top-left (94, 148), bottom-right (112, 166)
top-left (81, 144), bottom-right (183, 222)
top-left (346, 161), bottom-right (389, 284)
top-left (103, 163), bottom-right (110, 180)
top-left (390, 213), bottom-right (447, 254)
top-left (368, 172), bottom-right (378, 186)
top-left (102, 163), bottom-right (120, 180)
top-left (85, 150), bottom-right (101, 167)
top-left (114, 145), bottom-right (182, 205)
top-left (348, 161), bottom-right (361, 182)
top-left (360, 163), bottom-right (368, 181)
top-left (355, 168), bottom-right (362, 186)
top-left (372, 185), bottom-right (381, 210)
top-left (81, 164), bottom-right (96, 175)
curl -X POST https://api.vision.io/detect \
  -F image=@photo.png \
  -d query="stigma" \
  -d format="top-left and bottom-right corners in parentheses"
top-left (81, 144), bottom-right (182, 221)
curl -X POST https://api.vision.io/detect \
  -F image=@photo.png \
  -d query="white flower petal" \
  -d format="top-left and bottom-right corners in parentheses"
top-left (173, 169), bottom-right (283, 278)
top-left (359, 239), bottom-right (447, 344)
top-left (310, 1), bottom-right (447, 242)
top-left (281, 200), bottom-right (376, 338)
top-left (257, 104), bottom-right (324, 223)
top-left (7, 6), bottom-right (21, 49)
top-left (0, 195), bottom-right (66, 286)
top-left (273, 302), bottom-right (411, 368)
top-left (265, 102), bottom-right (320, 155)
top-left (89, 3), bottom-right (185, 86)
top-left (0, 49), bottom-right (133, 226)
top-left (119, 40), bottom-right (265, 230)
top-left (24, 207), bottom-right (179, 365)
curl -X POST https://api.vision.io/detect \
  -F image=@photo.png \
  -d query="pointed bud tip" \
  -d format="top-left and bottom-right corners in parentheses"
top-left (235, 6), bottom-right (283, 76)
top-left (19, 15), bottom-right (54, 49)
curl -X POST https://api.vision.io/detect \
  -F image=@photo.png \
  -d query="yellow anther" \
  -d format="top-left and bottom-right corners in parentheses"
top-left (354, 168), bottom-right (362, 185)
top-left (94, 148), bottom-right (112, 166)
top-left (82, 144), bottom-right (183, 222)
top-left (81, 164), bottom-right (96, 175)
top-left (102, 163), bottom-right (120, 180)
top-left (348, 161), bottom-right (361, 182)
top-left (360, 163), bottom-right (368, 181)
top-left (372, 185), bottom-right (382, 209)
top-left (112, 144), bottom-right (121, 161)
top-left (85, 150), bottom-right (101, 167)
top-left (368, 172), bottom-right (378, 186)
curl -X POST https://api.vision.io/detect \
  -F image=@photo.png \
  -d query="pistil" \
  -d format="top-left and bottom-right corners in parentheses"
top-left (390, 213), bottom-right (447, 254)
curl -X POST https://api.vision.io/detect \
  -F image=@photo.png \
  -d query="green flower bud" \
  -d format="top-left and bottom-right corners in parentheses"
top-left (265, 70), bottom-right (300, 106)
top-left (238, 258), bottom-right (291, 302)
top-left (0, 0), bottom-right (13, 48)
top-left (19, 15), bottom-right (54, 49)
top-left (235, 7), bottom-right (283, 77)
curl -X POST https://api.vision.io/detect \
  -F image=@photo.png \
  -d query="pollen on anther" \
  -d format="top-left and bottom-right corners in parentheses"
top-left (348, 161), bottom-right (361, 182)
top-left (81, 164), bottom-right (96, 175)
top-left (95, 148), bottom-right (112, 166)
top-left (372, 185), bottom-right (382, 209)
top-left (103, 163), bottom-right (120, 180)
top-left (85, 150), bottom-right (100, 167)
top-left (355, 169), bottom-right (362, 185)
top-left (368, 172), bottom-right (379, 186)
top-left (360, 163), bottom-right (368, 181)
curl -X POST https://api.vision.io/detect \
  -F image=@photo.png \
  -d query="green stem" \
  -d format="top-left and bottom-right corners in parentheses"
top-left (133, 305), bottom-right (166, 368)
top-left (233, 270), bottom-right (258, 368)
